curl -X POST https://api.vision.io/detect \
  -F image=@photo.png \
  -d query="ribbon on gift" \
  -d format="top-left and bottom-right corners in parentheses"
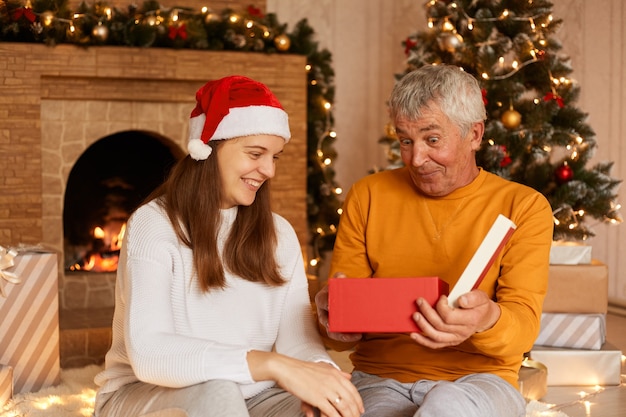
top-left (0, 245), bottom-right (21, 297)
top-left (521, 356), bottom-right (547, 372)
top-left (519, 356), bottom-right (548, 401)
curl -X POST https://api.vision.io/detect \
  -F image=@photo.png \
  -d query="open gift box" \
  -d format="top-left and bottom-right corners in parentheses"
top-left (328, 277), bottom-right (449, 333)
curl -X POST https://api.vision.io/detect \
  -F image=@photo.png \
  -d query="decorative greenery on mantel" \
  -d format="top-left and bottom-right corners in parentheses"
top-left (1, 0), bottom-right (343, 268)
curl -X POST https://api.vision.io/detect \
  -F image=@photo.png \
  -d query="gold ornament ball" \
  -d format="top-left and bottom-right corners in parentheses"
top-left (437, 32), bottom-right (463, 53)
top-left (92, 24), bottom-right (109, 42)
top-left (501, 109), bottom-right (522, 129)
top-left (205, 12), bottom-right (219, 24)
top-left (144, 15), bottom-right (158, 26)
top-left (40, 11), bottom-right (54, 26)
top-left (384, 122), bottom-right (397, 139)
top-left (274, 34), bottom-right (291, 51)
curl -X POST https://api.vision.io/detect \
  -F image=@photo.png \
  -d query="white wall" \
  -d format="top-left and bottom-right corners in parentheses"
top-left (268, 0), bottom-right (626, 306)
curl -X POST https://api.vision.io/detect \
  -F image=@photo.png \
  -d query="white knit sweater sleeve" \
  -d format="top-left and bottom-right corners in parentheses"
top-left (271, 214), bottom-right (333, 364)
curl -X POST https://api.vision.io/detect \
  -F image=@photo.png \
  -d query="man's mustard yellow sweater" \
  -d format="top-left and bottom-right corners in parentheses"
top-left (327, 167), bottom-right (554, 388)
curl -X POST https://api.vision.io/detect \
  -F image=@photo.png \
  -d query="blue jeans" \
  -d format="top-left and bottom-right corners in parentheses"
top-left (351, 371), bottom-right (526, 417)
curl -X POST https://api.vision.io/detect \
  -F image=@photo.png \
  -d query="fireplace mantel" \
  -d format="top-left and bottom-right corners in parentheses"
top-left (0, 43), bottom-right (307, 310)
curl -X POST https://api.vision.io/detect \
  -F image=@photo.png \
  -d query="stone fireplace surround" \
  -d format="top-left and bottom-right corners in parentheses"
top-left (0, 43), bottom-right (307, 366)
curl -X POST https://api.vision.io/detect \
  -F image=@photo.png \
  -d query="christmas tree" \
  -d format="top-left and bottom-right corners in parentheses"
top-left (380, 0), bottom-right (622, 241)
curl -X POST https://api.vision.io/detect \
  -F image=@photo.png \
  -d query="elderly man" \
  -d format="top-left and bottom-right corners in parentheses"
top-left (316, 64), bottom-right (553, 417)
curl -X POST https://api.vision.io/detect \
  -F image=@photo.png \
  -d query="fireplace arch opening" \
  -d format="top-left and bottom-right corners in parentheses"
top-left (63, 130), bottom-right (185, 272)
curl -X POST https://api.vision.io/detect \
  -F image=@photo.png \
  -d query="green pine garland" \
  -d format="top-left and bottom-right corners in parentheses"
top-left (1, 0), bottom-right (343, 261)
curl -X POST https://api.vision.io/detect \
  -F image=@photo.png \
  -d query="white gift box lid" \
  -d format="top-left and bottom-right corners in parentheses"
top-left (549, 241), bottom-right (592, 265)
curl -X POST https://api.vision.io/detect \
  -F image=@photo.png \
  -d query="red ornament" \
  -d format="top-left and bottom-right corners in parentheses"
top-left (12, 7), bottom-right (36, 22)
top-left (498, 145), bottom-right (511, 167)
top-left (544, 91), bottom-right (564, 108)
top-left (481, 88), bottom-right (488, 106)
top-left (555, 164), bottom-right (574, 184)
top-left (404, 37), bottom-right (417, 55)
top-left (168, 24), bottom-right (188, 40)
top-left (247, 5), bottom-right (264, 18)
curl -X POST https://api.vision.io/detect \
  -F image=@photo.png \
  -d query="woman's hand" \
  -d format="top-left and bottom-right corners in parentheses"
top-left (315, 275), bottom-right (363, 343)
top-left (248, 350), bottom-right (364, 417)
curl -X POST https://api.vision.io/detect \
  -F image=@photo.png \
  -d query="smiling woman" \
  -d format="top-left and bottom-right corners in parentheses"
top-left (216, 135), bottom-right (285, 209)
top-left (88, 75), bottom-right (363, 417)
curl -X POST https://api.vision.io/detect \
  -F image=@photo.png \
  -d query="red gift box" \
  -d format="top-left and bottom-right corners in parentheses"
top-left (327, 215), bottom-right (514, 333)
top-left (328, 277), bottom-right (449, 333)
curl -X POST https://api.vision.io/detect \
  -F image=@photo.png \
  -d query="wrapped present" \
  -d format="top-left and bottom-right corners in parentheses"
top-left (518, 357), bottom-right (547, 401)
top-left (0, 364), bottom-right (12, 407)
top-left (0, 247), bottom-right (61, 394)
top-left (534, 313), bottom-right (605, 350)
top-left (328, 277), bottom-right (448, 333)
top-left (530, 343), bottom-right (622, 386)
top-left (549, 241), bottom-right (592, 265)
top-left (543, 260), bottom-right (608, 314)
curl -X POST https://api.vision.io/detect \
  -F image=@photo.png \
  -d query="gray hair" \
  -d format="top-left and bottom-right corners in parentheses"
top-left (388, 64), bottom-right (486, 137)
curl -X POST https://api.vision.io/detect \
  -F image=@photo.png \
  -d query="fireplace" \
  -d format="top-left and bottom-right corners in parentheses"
top-left (63, 131), bottom-right (182, 273)
top-left (0, 43), bottom-right (308, 366)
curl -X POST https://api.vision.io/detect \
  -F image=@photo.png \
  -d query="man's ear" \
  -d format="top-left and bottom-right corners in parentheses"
top-left (468, 121), bottom-right (485, 151)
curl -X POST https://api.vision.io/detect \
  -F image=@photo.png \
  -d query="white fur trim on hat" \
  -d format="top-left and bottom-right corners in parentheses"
top-left (187, 105), bottom-right (290, 161)
top-left (212, 105), bottom-right (291, 142)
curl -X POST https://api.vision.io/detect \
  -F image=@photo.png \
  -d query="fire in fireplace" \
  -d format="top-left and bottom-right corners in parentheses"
top-left (64, 130), bottom-right (184, 272)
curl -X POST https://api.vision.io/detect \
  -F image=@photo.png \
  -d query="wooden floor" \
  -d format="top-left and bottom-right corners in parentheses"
top-left (327, 309), bottom-right (626, 417)
top-left (539, 309), bottom-right (626, 417)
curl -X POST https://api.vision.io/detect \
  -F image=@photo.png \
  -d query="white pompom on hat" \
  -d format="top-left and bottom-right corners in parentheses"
top-left (188, 75), bottom-right (291, 160)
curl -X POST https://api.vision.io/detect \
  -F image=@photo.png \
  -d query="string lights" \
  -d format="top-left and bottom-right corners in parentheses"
top-left (545, 385), bottom-right (607, 416)
top-left (307, 92), bottom-right (343, 270)
top-left (1, 0), bottom-right (344, 271)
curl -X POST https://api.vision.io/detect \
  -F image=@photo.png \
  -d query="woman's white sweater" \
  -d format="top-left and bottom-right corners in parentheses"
top-left (95, 201), bottom-right (332, 399)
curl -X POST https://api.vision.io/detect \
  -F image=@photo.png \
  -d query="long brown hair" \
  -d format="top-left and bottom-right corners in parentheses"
top-left (145, 141), bottom-right (285, 292)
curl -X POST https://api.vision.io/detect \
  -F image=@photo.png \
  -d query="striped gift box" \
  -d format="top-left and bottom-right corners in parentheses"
top-left (0, 251), bottom-right (61, 394)
top-left (0, 364), bottom-right (12, 407)
top-left (534, 312), bottom-right (606, 350)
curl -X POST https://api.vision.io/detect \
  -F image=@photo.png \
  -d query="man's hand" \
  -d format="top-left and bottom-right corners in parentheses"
top-left (409, 289), bottom-right (501, 349)
top-left (315, 275), bottom-right (363, 343)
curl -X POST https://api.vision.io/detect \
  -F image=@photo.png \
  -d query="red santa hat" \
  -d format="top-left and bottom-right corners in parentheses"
top-left (188, 75), bottom-right (291, 160)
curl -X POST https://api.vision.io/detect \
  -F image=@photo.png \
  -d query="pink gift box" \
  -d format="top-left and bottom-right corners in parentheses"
top-left (0, 250), bottom-right (61, 394)
top-left (0, 364), bottom-right (13, 407)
